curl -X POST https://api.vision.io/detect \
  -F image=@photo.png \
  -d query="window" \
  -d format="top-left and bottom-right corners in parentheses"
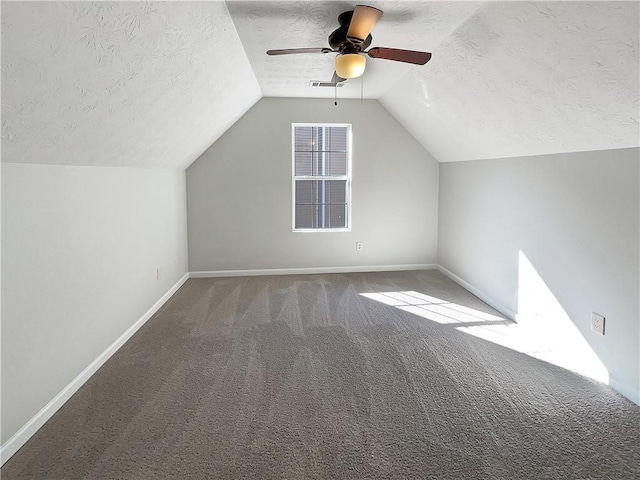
top-left (292, 124), bottom-right (351, 231)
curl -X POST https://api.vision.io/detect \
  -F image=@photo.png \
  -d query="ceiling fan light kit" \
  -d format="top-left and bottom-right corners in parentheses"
top-left (266, 4), bottom-right (431, 85)
top-left (345, 5), bottom-right (383, 44)
top-left (335, 53), bottom-right (366, 79)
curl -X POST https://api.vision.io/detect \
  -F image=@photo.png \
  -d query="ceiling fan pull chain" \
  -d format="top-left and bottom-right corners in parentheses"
top-left (361, 72), bottom-right (364, 105)
top-left (335, 82), bottom-right (338, 106)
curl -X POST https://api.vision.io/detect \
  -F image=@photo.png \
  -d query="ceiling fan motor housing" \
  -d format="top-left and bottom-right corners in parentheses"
top-left (337, 10), bottom-right (353, 26)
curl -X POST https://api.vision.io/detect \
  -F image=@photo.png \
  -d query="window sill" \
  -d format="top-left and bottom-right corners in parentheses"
top-left (293, 228), bottom-right (351, 233)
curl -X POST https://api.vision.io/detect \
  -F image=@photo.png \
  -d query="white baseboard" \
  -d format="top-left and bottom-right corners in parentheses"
top-left (437, 265), bottom-right (516, 321)
top-left (0, 273), bottom-right (190, 466)
top-left (190, 264), bottom-right (438, 278)
top-left (609, 377), bottom-right (640, 406)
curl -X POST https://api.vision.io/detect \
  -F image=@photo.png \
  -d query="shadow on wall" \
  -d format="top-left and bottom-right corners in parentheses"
top-left (360, 250), bottom-right (609, 385)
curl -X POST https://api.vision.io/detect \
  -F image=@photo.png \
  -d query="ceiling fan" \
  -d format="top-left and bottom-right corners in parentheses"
top-left (266, 5), bottom-right (432, 83)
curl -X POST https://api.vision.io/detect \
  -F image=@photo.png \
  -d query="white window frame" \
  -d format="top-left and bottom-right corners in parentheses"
top-left (292, 123), bottom-right (352, 232)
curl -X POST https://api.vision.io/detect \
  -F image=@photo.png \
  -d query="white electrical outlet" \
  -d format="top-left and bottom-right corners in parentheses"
top-left (356, 242), bottom-right (363, 251)
top-left (591, 312), bottom-right (605, 335)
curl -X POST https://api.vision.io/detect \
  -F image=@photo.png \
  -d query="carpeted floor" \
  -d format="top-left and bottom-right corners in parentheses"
top-left (2, 270), bottom-right (639, 479)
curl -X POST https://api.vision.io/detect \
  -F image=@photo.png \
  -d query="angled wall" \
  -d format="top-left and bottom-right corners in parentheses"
top-left (2, 1), bottom-right (261, 169)
top-left (380, 1), bottom-right (638, 162)
top-left (187, 98), bottom-right (438, 273)
top-left (438, 148), bottom-right (640, 403)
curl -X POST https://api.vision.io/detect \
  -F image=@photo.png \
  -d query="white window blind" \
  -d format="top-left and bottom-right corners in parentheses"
top-left (292, 124), bottom-right (351, 231)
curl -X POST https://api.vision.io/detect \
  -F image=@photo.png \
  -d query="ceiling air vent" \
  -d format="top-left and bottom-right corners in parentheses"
top-left (309, 81), bottom-right (345, 88)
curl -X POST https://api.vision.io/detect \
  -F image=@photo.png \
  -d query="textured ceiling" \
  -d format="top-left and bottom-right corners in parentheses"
top-left (2, 1), bottom-right (261, 168)
top-left (380, 1), bottom-right (640, 162)
top-left (2, 1), bottom-right (638, 168)
top-left (228, 1), bottom-right (483, 99)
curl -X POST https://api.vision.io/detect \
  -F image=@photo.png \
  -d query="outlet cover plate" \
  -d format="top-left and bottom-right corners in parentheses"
top-left (591, 312), bottom-right (605, 335)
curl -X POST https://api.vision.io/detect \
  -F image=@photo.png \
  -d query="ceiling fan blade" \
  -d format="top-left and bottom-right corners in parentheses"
top-left (331, 71), bottom-right (347, 84)
top-left (367, 47), bottom-right (432, 65)
top-left (266, 48), bottom-right (333, 55)
top-left (347, 5), bottom-right (383, 44)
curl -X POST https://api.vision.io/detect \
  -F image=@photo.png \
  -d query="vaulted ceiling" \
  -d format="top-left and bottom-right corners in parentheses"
top-left (2, 1), bottom-right (638, 167)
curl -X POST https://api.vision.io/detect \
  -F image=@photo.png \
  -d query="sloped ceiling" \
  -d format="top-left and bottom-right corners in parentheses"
top-left (2, 1), bottom-right (638, 168)
top-left (380, 1), bottom-right (640, 162)
top-left (1, 1), bottom-right (261, 168)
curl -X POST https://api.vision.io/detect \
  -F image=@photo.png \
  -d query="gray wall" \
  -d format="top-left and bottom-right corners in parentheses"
top-left (438, 148), bottom-right (639, 402)
top-left (1, 163), bottom-right (189, 444)
top-left (187, 98), bottom-right (439, 272)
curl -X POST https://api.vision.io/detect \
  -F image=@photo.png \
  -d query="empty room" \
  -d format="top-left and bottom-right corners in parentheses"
top-left (1, 1), bottom-right (639, 478)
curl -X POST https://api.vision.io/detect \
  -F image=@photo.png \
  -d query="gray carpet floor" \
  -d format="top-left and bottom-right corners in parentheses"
top-left (2, 270), bottom-right (639, 479)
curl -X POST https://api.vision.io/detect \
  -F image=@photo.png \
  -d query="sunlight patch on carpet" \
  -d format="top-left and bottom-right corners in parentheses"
top-left (360, 256), bottom-right (609, 385)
